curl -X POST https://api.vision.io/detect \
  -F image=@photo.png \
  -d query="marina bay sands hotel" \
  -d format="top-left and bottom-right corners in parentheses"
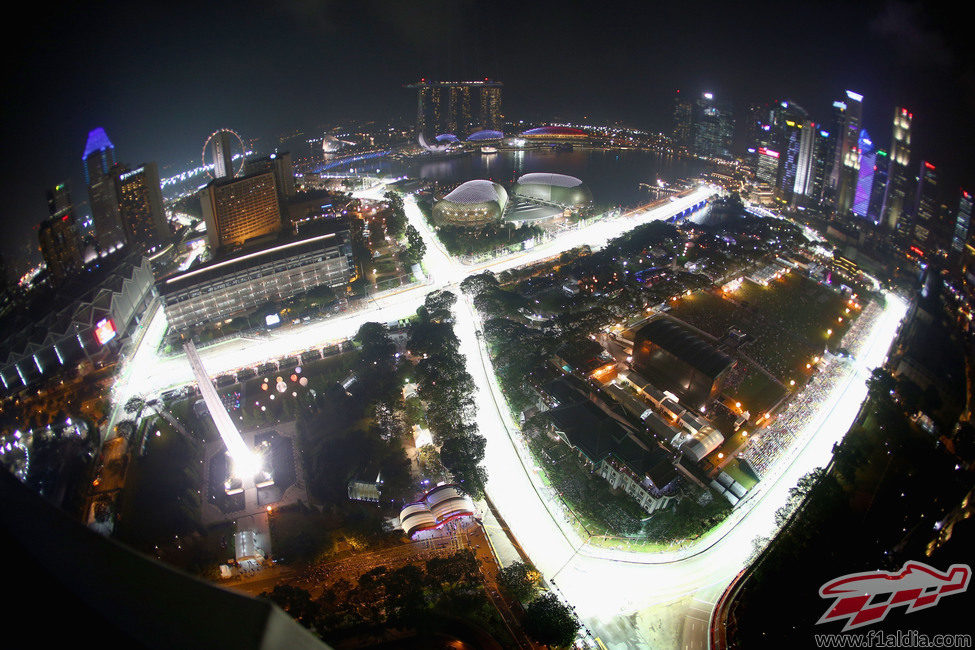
top-left (406, 79), bottom-right (503, 140)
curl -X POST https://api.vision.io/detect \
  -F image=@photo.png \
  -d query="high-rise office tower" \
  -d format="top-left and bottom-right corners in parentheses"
top-left (773, 111), bottom-right (807, 202)
top-left (792, 121), bottom-right (818, 202)
top-left (912, 161), bottom-right (939, 251)
top-left (852, 130), bottom-right (876, 218)
top-left (692, 92), bottom-right (734, 160)
top-left (756, 148), bottom-right (780, 186)
top-left (811, 126), bottom-right (834, 205)
top-left (117, 163), bottom-right (169, 249)
top-left (47, 183), bottom-right (72, 217)
top-left (673, 90), bottom-right (694, 149)
top-left (201, 171), bottom-right (282, 251)
top-left (45, 182), bottom-right (80, 244)
top-left (834, 90), bottom-right (863, 215)
top-left (883, 107), bottom-right (913, 235)
top-left (745, 102), bottom-right (772, 150)
top-left (83, 128), bottom-right (125, 251)
top-left (867, 150), bottom-right (890, 225)
top-left (83, 127), bottom-right (116, 185)
top-left (744, 102), bottom-right (774, 170)
top-left (951, 190), bottom-right (973, 254)
top-left (406, 80), bottom-right (502, 139)
top-left (38, 213), bottom-right (83, 283)
top-left (822, 102), bottom-right (847, 206)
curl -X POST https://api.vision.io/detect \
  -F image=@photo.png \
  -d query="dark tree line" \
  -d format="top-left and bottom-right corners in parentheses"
top-left (260, 549), bottom-right (496, 640)
top-left (408, 291), bottom-right (488, 498)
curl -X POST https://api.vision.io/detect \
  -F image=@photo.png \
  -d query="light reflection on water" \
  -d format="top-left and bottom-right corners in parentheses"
top-left (339, 147), bottom-right (702, 208)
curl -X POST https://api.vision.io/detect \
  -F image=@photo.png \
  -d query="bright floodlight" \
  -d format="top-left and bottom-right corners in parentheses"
top-left (184, 340), bottom-right (259, 478)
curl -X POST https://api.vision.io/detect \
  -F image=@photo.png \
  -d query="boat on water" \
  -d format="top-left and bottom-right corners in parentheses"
top-left (480, 146), bottom-right (498, 154)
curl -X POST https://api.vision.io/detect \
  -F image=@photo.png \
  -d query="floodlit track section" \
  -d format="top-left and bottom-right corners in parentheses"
top-left (183, 340), bottom-right (258, 476)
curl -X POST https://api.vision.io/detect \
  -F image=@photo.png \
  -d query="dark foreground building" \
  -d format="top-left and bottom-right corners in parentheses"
top-left (0, 469), bottom-right (330, 650)
top-left (632, 318), bottom-right (733, 410)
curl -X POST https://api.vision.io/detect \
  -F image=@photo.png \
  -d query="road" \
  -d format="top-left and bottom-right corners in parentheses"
top-left (455, 286), bottom-right (905, 648)
top-left (107, 180), bottom-right (908, 648)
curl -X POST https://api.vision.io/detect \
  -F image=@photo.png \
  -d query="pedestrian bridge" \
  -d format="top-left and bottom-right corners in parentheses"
top-left (183, 340), bottom-right (258, 476)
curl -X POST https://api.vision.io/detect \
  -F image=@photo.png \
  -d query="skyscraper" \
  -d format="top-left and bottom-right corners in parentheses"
top-left (792, 121), bottom-right (817, 202)
top-left (202, 171), bottom-right (282, 252)
top-left (406, 80), bottom-right (503, 139)
top-left (692, 92), bottom-right (734, 160)
top-left (834, 90), bottom-right (863, 215)
top-left (883, 107), bottom-right (913, 236)
top-left (756, 148), bottom-right (780, 186)
top-left (867, 150), bottom-right (890, 225)
top-left (777, 125), bottom-right (799, 200)
top-left (82, 127), bottom-right (116, 186)
top-left (811, 127), bottom-right (834, 206)
top-left (745, 102), bottom-right (772, 152)
top-left (673, 90), bottom-right (693, 149)
top-left (38, 214), bottom-right (83, 282)
top-left (41, 182), bottom-right (83, 281)
top-left (47, 183), bottom-right (72, 217)
top-left (83, 128), bottom-right (125, 252)
top-left (951, 190), bottom-right (973, 254)
top-left (912, 161), bottom-right (939, 252)
top-left (117, 163), bottom-right (169, 249)
top-left (852, 130), bottom-right (876, 218)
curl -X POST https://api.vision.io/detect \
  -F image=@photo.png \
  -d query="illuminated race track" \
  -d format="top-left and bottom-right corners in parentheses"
top-left (108, 181), bottom-right (908, 648)
top-left (119, 186), bottom-right (714, 397)
top-left (458, 286), bottom-right (907, 646)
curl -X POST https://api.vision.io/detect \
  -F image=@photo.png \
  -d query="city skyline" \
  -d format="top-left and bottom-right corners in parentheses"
top-left (2, 3), bottom-right (975, 644)
top-left (3, 0), bottom-right (975, 272)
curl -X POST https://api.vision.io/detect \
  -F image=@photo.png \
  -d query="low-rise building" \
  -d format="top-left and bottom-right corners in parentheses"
top-left (542, 395), bottom-right (678, 515)
top-left (399, 484), bottom-right (475, 538)
top-left (158, 231), bottom-right (354, 332)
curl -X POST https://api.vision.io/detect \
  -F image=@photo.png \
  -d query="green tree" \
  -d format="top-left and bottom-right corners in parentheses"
top-left (460, 271), bottom-right (499, 297)
top-left (866, 368), bottom-right (896, 398)
top-left (405, 224), bottom-right (426, 264)
top-left (440, 434), bottom-right (487, 498)
top-left (125, 397), bottom-right (145, 416)
top-left (384, 191), bottom-right (408, 239)
top-left (524, 592), bottom-right (580, 648)
top-left (497, 561), bottom-right (542, 602)
top-left (355, 322), bottom-right (394, 368)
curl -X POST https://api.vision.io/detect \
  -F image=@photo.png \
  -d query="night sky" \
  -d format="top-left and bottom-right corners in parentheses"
top-left (3, 0), bottom-right (973, 273)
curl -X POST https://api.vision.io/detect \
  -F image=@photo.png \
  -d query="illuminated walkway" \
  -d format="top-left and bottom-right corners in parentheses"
top-left (183, 340), bottom-right (257, 475)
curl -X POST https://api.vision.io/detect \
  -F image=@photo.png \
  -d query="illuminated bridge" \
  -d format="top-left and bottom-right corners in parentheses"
top-left (183, 340), bottom-right (258, 478)
top-left (316, 150), bottom-right (391, 172)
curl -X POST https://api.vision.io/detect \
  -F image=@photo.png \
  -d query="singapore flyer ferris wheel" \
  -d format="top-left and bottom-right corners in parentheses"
top-left (202, 128), bottom-right (246, 180)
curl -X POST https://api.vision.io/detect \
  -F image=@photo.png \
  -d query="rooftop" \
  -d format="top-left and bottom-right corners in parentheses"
top-left (521, 126), bottom-right (587, 136)
top-left (441, 180), bottom-right (506, 205)
top-left (467, 130), bottom-right (504, 141)
top-left (635, 318), bottom-right (733, 379)
top-left (516, 172), bottom-right (584, 188)
top-left (82, 127), bottom-right (114, 159)
top-left (158, 230), bottom-right (349, 294)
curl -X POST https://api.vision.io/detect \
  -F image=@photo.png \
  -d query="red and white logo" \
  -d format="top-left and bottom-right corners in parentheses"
top-left (817, 561), bottom-right (970, 631)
